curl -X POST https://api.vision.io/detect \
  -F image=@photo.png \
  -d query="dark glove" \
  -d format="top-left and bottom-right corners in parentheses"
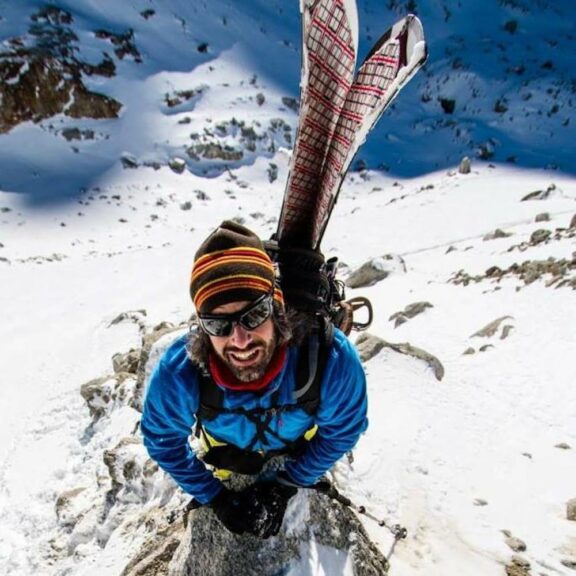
top-left (240, 474), bottom-right (298, 539)
top-left (209, 477), bottom-right (298, 539)
top-left (209, 487), bottom-right (258, 535)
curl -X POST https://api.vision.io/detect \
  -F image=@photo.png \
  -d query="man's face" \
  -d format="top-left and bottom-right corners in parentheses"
top-left (207, 300), bottom-right (277, 382)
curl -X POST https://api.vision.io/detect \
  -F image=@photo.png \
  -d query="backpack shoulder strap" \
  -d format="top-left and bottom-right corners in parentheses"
top-left (196, 364), bottom-right (224, 424)
top-left (293, 316), bottom-right (334, 413)
top-left (195, 317), bottom-right (335, 424)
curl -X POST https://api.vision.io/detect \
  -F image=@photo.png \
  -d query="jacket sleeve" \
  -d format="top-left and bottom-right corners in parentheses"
top-left (140, 356), bottom-right (222, 504)
top-left (284, 331), bottom-right (368, 486)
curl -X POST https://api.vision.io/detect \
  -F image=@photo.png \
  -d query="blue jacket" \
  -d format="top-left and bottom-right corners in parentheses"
top-left (141, 329), bottom-right (368, 504)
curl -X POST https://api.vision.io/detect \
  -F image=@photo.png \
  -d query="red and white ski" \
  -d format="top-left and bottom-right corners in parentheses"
top-left (277, 8), bottom-right (427, 250)
top-left (277, 0), bottom-right (359, 247)
top-left (312, 14), bottom-right (427, 248)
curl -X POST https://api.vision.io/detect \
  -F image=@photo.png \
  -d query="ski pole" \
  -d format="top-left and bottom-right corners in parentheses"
top-left (310, 479), bottom-right (408, 541)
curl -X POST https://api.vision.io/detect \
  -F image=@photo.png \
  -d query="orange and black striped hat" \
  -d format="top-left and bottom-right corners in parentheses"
top-left (190, 220), bottom-right (284, 313)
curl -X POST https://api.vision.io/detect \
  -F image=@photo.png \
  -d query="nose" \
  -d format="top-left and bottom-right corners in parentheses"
top-left (229, 322), bottom-right (252, 347)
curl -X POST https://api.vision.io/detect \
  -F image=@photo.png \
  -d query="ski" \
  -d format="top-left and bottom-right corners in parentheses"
top-left (277, 0), bottom-right (359, 247)
top-left (311, 14), bottom-right (428, 248)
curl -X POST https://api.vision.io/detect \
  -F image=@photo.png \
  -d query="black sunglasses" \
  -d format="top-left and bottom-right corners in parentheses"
top-left (198, 293), bottom-right (274, 337)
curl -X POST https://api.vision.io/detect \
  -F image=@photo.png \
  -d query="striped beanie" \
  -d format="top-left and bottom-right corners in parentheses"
top-left (190, 220), bottom-right (284, 314)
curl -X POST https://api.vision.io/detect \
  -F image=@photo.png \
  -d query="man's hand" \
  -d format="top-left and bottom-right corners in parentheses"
top-left (209, 475), bottom-right (298, 539)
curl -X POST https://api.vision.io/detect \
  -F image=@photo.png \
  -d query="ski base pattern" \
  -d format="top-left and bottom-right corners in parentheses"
top-left (278, 3), bottom-right (428, 250)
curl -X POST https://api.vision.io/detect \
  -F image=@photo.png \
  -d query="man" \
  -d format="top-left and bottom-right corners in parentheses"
top-left (141, 220), bottom-right (368, 539)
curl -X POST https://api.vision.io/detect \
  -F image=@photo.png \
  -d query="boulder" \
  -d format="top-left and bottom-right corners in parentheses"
top-left (530, 229), bottom-right (551, 244)
top-left (483, 228), bottom-right (512, 241)
top-left (567, 498), bottom-right (576, 521)
top-left (458, 156), bottom-right (471, 174)
top-left (389, 301), bottom-right (433, 327)
top-left (347, 255), bottom-right (406, 289)
top-left (355, 333), bottom-right (444, 381)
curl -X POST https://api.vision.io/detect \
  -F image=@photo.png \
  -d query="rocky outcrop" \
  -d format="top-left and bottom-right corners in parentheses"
top-left (0, 6), bottom-right (122, 134)
top-left (56, 314), bottom-right (396, 575)
top-left (120, 490), bottom-right (390, 576)
top-left (186, 117), bottom-right (293, 167)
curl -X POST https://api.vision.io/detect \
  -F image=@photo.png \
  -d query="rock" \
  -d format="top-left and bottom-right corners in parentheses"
top-left (505, 555), bottom-right (531, 576)
top-left (561, 558), bottom-right (576, 570)
top-left (555, 442), bottom-right (571, 450)
top-left (281, 96), bottom-right (299, 112)
top-left (530, 229), bottom-right (551, 244)
top-left (535, 212), bottom-right (550, 222)
top-left (355, 333), bottom-right (387, 362)
top-left (80, 376), bottom-right (114, 420)
top-left (121, 154), bottom-right (139, 169)
top-left (187, 142), bottom-right (243, 162)
top-left (0, 57), bottom-right (121, 133)
top-left (439, 97), bottom-right (455, 114)
top-left (483, 228), bottom-right (512, 241)
top-left (0, 7), bottom-right (123, 132)
top-left (180, 201), bottom-right (192, 211)
top-left (164, 87), bottom-right (206, 108)
top-left (256, 93), bottom-right (265, 106)
top-left (463, 347), bottom-right (475, 355)
top-left (267, 163), bottom-right (278, 183)
top-left (55, 487), bottom-right (89, 528)
top-left (169, 158), bottom-right (186, 174)
top-left (162, 489), bottom-right (389, 576)
top-left (355, 333), bottom-right (444, 380)
top-left (112, 349), bottom-right (140, 374)
top-left (500, 325), bottom-right (514, 340)
top-left (389, 301), bottom-right (433, 327)
top-left (567, 498), bottom-right (576, 521)
top-left (473, 498), bottom-right (488, 506)
top-left (505, 536), bottom-right (527, 553)
top-left (458, 156), bottom-right (471, 174)
top-left (521, 183), bottom-right (556, 201)
top-left (346, 255), bottom-right (405, 289)
top-left (80, 373), bottom-right (138, 421)
top-left (569, 214), bottom-right (576, 229)
top-left (103, 437), bottom-right (149, 503)
top-left (471, 316), bottom-right (513, 338)
top-left (109, 309), bottom-right (148, 334)
top-left (94, 29), bottom-right (142, 61)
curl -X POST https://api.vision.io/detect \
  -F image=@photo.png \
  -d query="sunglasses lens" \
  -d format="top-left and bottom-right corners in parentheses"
top-left (199, 294), bottom-right (273, 337)
top-left (239, 298), bottom-right (273, 330)
top-left (200, 318), bottom-right (234, 337)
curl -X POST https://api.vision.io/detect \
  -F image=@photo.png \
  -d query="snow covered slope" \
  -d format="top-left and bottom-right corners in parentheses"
top-left (0, 0), bottom-right (575, 202)
top-left (1, 1), bottom-right (576, 575)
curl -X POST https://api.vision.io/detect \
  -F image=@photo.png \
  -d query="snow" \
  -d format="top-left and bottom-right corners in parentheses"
top-left (1, 0), bottom-right (576, 575)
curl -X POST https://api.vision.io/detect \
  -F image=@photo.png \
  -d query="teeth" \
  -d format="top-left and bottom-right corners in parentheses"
top-left (230, 349), bottom-right (258, 361)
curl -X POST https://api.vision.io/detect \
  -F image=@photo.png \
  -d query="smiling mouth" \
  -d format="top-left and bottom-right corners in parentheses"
top-left (228, 348), bottom-right (261, 365)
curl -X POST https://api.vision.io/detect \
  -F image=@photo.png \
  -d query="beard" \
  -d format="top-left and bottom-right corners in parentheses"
top-left (218, 332), bottom-right (277, 382)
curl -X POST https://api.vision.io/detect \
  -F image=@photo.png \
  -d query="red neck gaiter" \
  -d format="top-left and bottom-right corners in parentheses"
top-left (208, 346), bottom-right (287, 392)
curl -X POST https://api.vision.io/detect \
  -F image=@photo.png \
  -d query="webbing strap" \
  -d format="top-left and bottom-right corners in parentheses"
top-left (194, 319), bottom-right (335, 450)
top-left (293, 334), bottom-right (320, 401)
